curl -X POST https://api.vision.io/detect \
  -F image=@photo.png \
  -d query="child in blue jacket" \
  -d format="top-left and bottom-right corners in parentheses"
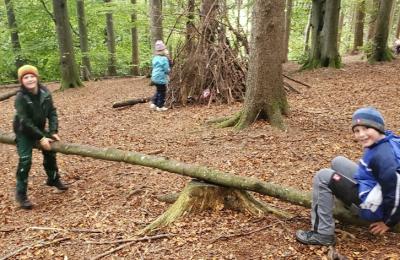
top-left (296, 107), bottom-right (400, 246)
top-left (150, 40), bottom-right (170, 112)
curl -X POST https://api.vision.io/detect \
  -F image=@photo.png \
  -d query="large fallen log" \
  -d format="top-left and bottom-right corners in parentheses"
top-left (0, 130), bottom-right (397, 231)
top-left (112, 96), bottom-right (152, 108)
top-left (0, 89), bottom-right (19, 102)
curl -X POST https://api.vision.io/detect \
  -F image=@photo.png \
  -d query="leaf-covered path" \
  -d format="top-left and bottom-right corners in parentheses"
top-left (1, 57), bottom-right (400, 259)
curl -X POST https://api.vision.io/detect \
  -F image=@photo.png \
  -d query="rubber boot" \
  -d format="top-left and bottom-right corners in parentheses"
top-left (16, 191), bottom-right (33, 210)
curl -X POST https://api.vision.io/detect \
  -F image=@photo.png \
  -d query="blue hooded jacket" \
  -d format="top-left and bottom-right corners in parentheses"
top-left (354, 131), bottom-right (400, 226)
top-left (151, 55), bottom-right (170, 85)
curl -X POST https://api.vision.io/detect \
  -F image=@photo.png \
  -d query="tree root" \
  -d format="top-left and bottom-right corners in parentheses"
top-left (215, 111), bottom-right (242, 128)
top-left (139, 180), bottom-right (293, 235)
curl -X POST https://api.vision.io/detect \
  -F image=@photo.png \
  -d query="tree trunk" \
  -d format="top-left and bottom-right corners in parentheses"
top-left (53, 0), bottom-right (83, 90)
top-left (130, 0), bottom-right (140, 76)
top-left (179, 0), bottom-right (196, 105)
top-left (4, 0), bottom-right (25, 70)
top-left (303, 7), bottom-right (312, 54)
top-left (0, 89), bottom-right (18, 101)
top-left (353, 0), bottom-right (365, 52)
top-left (185, 0), bottom-right (196, 54)
top-left (370, 0), bottom-right (394, 62)
top-left (221, 0), bottom-right (288, 129)
top-left (2, 130), bottom-right (398, 231)
top-left (104, 0), bottom-right (117, 76)
top-left (304, 0), bottom-right (341, 69)
top-left (150, 0), bottom-right (163, 44)
top-left (140, 180), bottom-right (293, 234)
top-left (112, 96), bottom-right (152, 108)
top-left (337, 10), bottom-right (344, 49)
top-left (76, 0), bottom-right (92, 81)
top-left (284, 0), bottom-right (293, 62)
top-left (396, 4), bottom-right (400, 39)
top-left (367, 0), bottom-right (379, 40)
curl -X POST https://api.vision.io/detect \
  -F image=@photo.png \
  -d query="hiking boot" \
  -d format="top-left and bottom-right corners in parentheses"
top-left (16, 191), bottom-right (33, 210)
top-left (156, 106), bottom-right (168, 112)
top-left (47, 178), bottom-right (68, 191)
top-left (295, 230), bottom-right (335, 246)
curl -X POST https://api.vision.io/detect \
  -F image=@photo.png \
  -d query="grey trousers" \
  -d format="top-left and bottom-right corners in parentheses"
top-left (311, 156), bottom-right (358, 235)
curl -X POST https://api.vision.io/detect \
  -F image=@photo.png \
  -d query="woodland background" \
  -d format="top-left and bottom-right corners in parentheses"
top-left (1, 0), bottom-right (400, 259)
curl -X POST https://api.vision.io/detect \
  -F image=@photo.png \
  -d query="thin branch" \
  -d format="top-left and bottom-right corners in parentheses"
top-left (90, 234), bottom-right (173, 260)
top-left (283, 74), bottom-right (312, 88)
top-left (209, 224), bottom-right (273, 244)
top-left (0, 238), bottom-right (69, 260)
top-left (39, 0), bottom-right (79, 36)
top-left (28, 226), bottom-right (103, 233)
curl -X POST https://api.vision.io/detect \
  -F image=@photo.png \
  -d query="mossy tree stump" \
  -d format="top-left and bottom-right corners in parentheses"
top-left (138, 180), bottom-right (292, 234)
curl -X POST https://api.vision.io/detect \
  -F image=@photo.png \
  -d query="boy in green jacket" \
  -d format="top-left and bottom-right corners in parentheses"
top-left (13, 65), bottom-right (68, 209)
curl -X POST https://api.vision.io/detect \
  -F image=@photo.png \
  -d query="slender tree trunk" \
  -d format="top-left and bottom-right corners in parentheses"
top-left (370, 0), bottom-right (395, 62)
top-left (53, 0), bottom-right (83, 90)
top-left (104, 0), bottom-right (117, 76)
top-left (284, 0), bottom-right (293, 62)
top-left (353, 0), bottom-right (365, 52)
top-left (303, 7), bottom-right (312, 54)
top-left (396, 1), bottom-right (400, 39)
top-left (303, 0), bottom-right (341, 69)
top-left (131, 0), bottom-right (140, 76)
top-left (388, 0), bottom-right (396, 36)
top-left (5, 0), bottom-right (25, 70)
top-left (396, 9), bottom-right (400, 39)
top-left (337, 10), bottom-right (344, 49)
top-left (235, 0), bottom-right (288, 129)
top-left (367, 0), bottom-right (379, 40)
top-left (150, 0), bottom-right (163, 45)
top-left (185, 0), bottom-right (196, 54)
top-left (76, 0), bottom-right (92, 81)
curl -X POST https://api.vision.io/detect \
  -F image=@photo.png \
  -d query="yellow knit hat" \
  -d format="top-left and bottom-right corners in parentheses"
top-left (17, 65), bottom-right (39, 83)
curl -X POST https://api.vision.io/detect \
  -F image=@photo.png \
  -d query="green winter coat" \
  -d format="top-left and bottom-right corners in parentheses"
top-left (13, 84), bottom-right (58, 140)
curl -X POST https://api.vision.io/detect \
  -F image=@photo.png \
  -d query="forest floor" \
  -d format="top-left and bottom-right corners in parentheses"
top-left (1, 54), bottom-right (400, 259)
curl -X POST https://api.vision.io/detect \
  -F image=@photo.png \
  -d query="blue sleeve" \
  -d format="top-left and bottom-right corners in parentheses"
top-left (371, 144), bottom-right (400, 227)
top-left (162, 57), bottom-right (170, 74)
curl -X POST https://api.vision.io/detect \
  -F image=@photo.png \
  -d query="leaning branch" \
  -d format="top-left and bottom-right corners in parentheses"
top-left (0, 130), bottom-right (397, 231)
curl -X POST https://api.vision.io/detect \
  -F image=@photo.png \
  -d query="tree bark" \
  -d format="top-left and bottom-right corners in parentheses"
top-left (303, 0), bottom-right (341, 69)
top-left (353, 0), bottom-right (365, 52)
top-left (150, 0), bottom-right (163, 45)
top-left (104, 0), bottom-right (117, 76)
top-left (1, 130), bottom-right (390, 231)
top-left (4, 0), bottom-right (25, 70)
top-left (337, 10), bottom-right (344, 49)
top-left (77, 0), bottom-right (92, 81)
top-left (112, 97), bottom-right (152, 108)
top-left (53, 0), bottom-right (83, 90)
top-left (185, 0), bottom-right (196, 54)
top-left (367, 0), bottom-right (379, 41)
top-left (0, 89), bottom-right (18, 102)
top-left (284, 0), bottom-right (293, 62)
top-left (303, 7), bottom-right (312, 54)
top-left (221, 0), bottom-right (288, 129)
top-left (396, 3), bottom-right (400, 39)
top-left (130, 0), bottom-right (140, 76)
top-left (370, 0), bottom-right (394, 62)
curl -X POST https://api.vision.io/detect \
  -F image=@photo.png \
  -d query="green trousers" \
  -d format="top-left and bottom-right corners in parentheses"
top-left (15, 134), bottom-right (59, 193)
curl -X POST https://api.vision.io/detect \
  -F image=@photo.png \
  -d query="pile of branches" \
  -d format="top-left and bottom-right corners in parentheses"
top-left (167, 6), bottom-right (248, 106)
